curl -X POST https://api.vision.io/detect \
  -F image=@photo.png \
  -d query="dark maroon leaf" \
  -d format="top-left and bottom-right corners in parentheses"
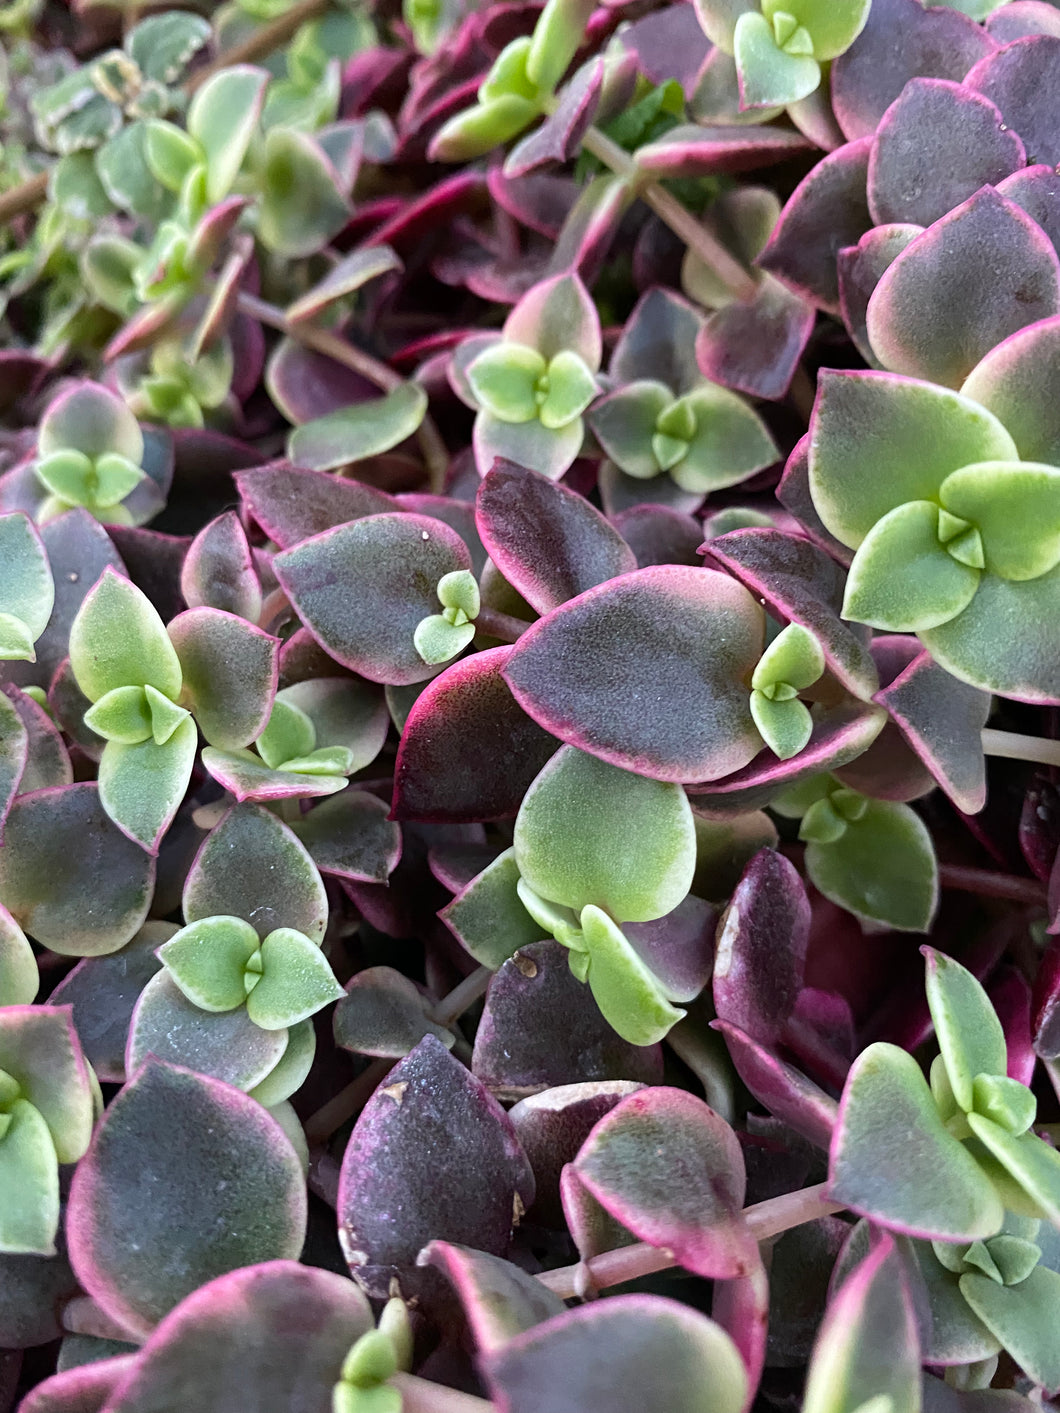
top-left (392, 646), bottom-right (558, 822)
top-left (695, 278), bottom-right (815, 402)
top-left (624, 894), bottom-right (717, 1003)
top-left (966, 33), bottom-right (1060, 167)
top-left (337, 1034), bottom-right (534, 1311)
top-left (475, 460), bottom-right (636, 616)
top-left (713, 1021), bottom-right (838, 1150)
top-left (236, 463), bottom-right (397, 550)
top-left (776, 435), bottom-right (853, 567)
top-left (419, 1242), bottom-right (567, 1351)
top-left (610, 505), bottom-right (704, 568)
top-left (471, 941), bottom-right (664, 1101)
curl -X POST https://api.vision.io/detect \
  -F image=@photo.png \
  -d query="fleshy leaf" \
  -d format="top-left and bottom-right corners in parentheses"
top-left (573, 1087), bottom-right (757, 1278)
top-left (467, 343), bottom-right (547, 423)
top-left (577, 906), bottom-right (687, 1045)
top-left (257, 128), bottom-right (350, 259)
top-left (802, 1237), bottom-right (920, 1413)
top-left (68, 568), bottom-right (182, 704)
top-left (0, 906), bottom-right (38, 1006)
top-left (97, 716), bottom-right (197, 853)
top-left (158, 915), bottom-right (261, 1012)
top-left (965, 1114), bottom-right (1060, 1228)
top-left (244, 928), bottom-right (344, 1030)
top-left (440, 848), bottom-right (546, 970)
top-left (924, 948), bottom-right (1008, 1114)
top-left (67, 1059), bottom-right (306, 1336)
top-left (514, 745), bottom-right (696, 922)
top-left (333, 968), bottom-right (456, 1059)
top-left (959, 1265), bottom-right (1060, 1393)
top-left (187, 66), bottom-right (269, 204)
top-left (273, 513), bottom-right (471, 686)
top-left (168, 608), bottom-right (278, 751)
top-left (829, 1042), bottom-right (1004, 1240)
top-left (842, 500), bottom-right (981, 632)
top-left (503, 566), bottom-right (765, 783)
top-left (938, 461), bottom-right (1060, 582)
top-left (482, 1295), bottom-right (748, 1413)
top-left (805, 797), bottom-right (938, 931)
top-left (288, 386), bottom-right (428, 472)
top-left (734, 12), bottom-right (820, 109)
top-left (0, 1102), bottom-right (59, 1256)
top-left (809, 371), bottom-right (1019, 550)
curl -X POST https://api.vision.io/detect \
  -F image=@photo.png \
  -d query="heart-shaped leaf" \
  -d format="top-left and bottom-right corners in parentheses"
top-left (805, 797), bottom-right (938, 931)
top-left (69, 567), bottom-right (182, 704)
top-left (576, 906), bottom-right (687, 1045)
top-left (334, 967), bottom-right (456, 1059)
top-left (938, 461), bottom-right (1060, 582)
top-left (158, 915), bottom-right (261, 1012)
top-left (959, 1265), bottom-right (1060, 1394)
top-left (504, 566), bottom-right (765, 782)
top-left (97, 715), bottom-right (198, 852)
top-left (244, 927), bottom-right (344, 1030)
top-left (830, 1042), bottom-right (1004, 1240)
top-left (734, 12), bottom-right (820, 109)
top-left (274, 513), bottom-right (471, 685)
top-left (187, 66), bottom-right (269, 204)
top-left (514, 745), bottom-right (696, 922)
top-left (168, 608), bottom-right (278, 751)
top-left (67, 1058), bottom-right (306, 1336)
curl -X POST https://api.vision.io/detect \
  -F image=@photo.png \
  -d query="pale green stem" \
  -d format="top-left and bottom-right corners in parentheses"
top-left (981, 728), bottom-right (1060, 769)
top-left (430, 965), bottom-right (492, 1027)
top-left (535, 1182), bottom-right (842, 1298)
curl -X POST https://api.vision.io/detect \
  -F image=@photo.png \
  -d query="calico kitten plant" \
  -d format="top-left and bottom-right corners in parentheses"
top-left (9, 0), bottom-right (1060, 1409)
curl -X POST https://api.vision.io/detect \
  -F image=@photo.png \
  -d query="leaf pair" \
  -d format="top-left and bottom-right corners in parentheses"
top-left (158, 915), bottom-right (344, 1032)
top-left (34, 383), bottom-right (146, 525)
top-left (69, 568), bottom-right (277, 850)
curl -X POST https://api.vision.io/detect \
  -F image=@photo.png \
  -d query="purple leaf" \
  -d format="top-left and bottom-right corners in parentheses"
top-left (712, 1253), bottom-right (768, 1411)
top-left (830, 0), bottom-right (995, 142)
top-left (274, 513), bottom-right (471, 685)
top-left (503, 566), bottom-right (765, 783)
top-left (67, 1059), bottom-right (307, 1336)
top-left (333, 966), bottom-right (455, 1058)
top-left (966, 34), bottom-right (1060, 168)
top-left (419, 1242), bottom-right (567, 1351)
top-left (757, 138), bottom-right (872, 314)
top-left (868, 79), bottom-right (1025, 228)
top-left (635, 124), bottom-right (811, 179)
top-left (93, 1263), bottom-right (372, 1413)
top-left (105, 527), bottom-right (190, 626)
top-left (336, 1034), bottom-right (534, 1310)
top-left (180, 511), bottom-right (262, 620)
top-left (472, 941), bottom-right (664, 1100)
top-left (837, 222), bottom-right (922, 366)
top-left (6, 685), bottom-right (71, 794)
top-left (713, 849), bottom-right (809, 1046)
top-left (49, 921), bottom-right (172, 1082)
top-left (573, 1087), bottom-right (758, 1279)
top-left (292, 790), bottom-right (401, 885)
top-left (695, 275), bottom-right (815, 401)
top-left (998, 163), bottom-right (1060, 254)
top-left (713, 1021), bottom-right (838, 1149)
top-left (392, 646), bottom-right (558, 822)
top-left (611, 505), bottom-right (705, 568)
top-left (0, 1241), bottom-right (79, 1350)
top-left (705, 527), bottom-right (878, 698)
top-left (0, 785), bottom-right (154, 955)
top-left (688, 702), bottom-right (886, 813)
top-left (776, 435), bottom-right (854, 566)
top-left (266, 341), bottom-right (380, 425)
top-left (504, 59), bottom-right (603, 178)
top-left (483, 1293), bottom-right (748, 1413)
top-left (509, 1080), bottom-right (646, 1227)
top-left (236, 463), bottom-right (397, 550)
top-left (624, 894), bottom-right (716, 1003)
top-left (866, 187), bottom-right (1060, 389)
top-left (476, 460), bottom-right (636, 615)
top-left (18, 1354), bottom-right (137, 1413)
top-left (872, 646), bottom-right (990, 814)
top-left (987, 1), bottom-right (1060, 41)
top-left (622, 5), bottom-right (711, 92)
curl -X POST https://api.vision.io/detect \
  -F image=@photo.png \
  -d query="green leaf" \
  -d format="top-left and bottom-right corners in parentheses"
top-left (414, 615), bottom-right (476, 665)
top-left (972, 1075), bottom-right (1036, 1137)
top-left (144, 119), bottom-right (203, 194)
top-left (526, 0), bottom-right (595, 91)
top-left (578, 904), bottom-right (686, 1045)
top-left (158, 915), bottom-right (261, 1012)
top-left (805, 798), bottom-right (938, 932)
top-left (808, 372), bottom-right (1019, 550)
top-left (0, 1101), bottom-right (59, 1256)
top-left (513, 745), bottom-right (696, 923)
top-left (69, 568), bottom-right (182, 703)
top-left (247, 1018), bottom-right (317, 1108)
top-left (538, 351), bottom-right (598, 431)
top-left (923, 948), bottom-right (1008, 1114)
top-left (40, 383), bottom-right (143, 465)
top-left (516, 878), bottom-right (583, 948)
top-left (50, 151), bottom-right (114, 220)
top-left (257, 128), bottom-right (351, 259)
top-left (480, 36), bottom-right (537, 101)
top-left (938, 461), bottom-right (1060, 582)
top-left (0, 908), bottom-right (38, 1007)
top-left (762, 0), bottom-right (871, 59)
top-left (670, 383), bottom-right (778, 494)
top-left (750, 690), bottom-right (813, 761)
top-left (430, 94), bottom-right (542, 161)
top-left (438, 848), bottom-right (545, 969)
top-left (842, 500), bottom-right (981, 632)
top-left (960, 1265), bottom-right (1060, 1393)
top-left (257, 699), bottom-right (317, 771)
top-left (752, 622), bottom-right (825, 693)
top-left (126, 11), bottom-right (211, 84)
top-left (81, 235), bottom-right (142, 316)
top-left (245, 927), bottom-right (344, 1030)
top-left (186, 65), bottom-right (269, 204)
top-left (474, 409), bottom-right (585, 481)
top-left (279, 746), bottom-right (354, 777)
top-left (145, 685), bottom-right (190, 745)
top-left (467, 343), bottom-right (547, 424)
top-left (590, 381), bottom-right (674, 480)
top-left (97, 715), bottom-right (198, 852)
top-left (830, 1042), bottom-right (1005, 1241)
top-left (288, 385), bottom-right (428, 471)
top-left (733, 12), bottom-right (820, 108)
top-left (0, 514), bottom-right (54, 654)
top-left (437, 570), bottom-right (480, 619)
top-left (966, 1113), bottom-right (1060, 1229)
top-left (84, 685), bottom-right (154, 745)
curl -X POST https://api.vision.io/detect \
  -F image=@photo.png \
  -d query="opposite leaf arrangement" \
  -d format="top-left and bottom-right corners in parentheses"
top-left (8, 0), bottom-right (1060, 1409)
